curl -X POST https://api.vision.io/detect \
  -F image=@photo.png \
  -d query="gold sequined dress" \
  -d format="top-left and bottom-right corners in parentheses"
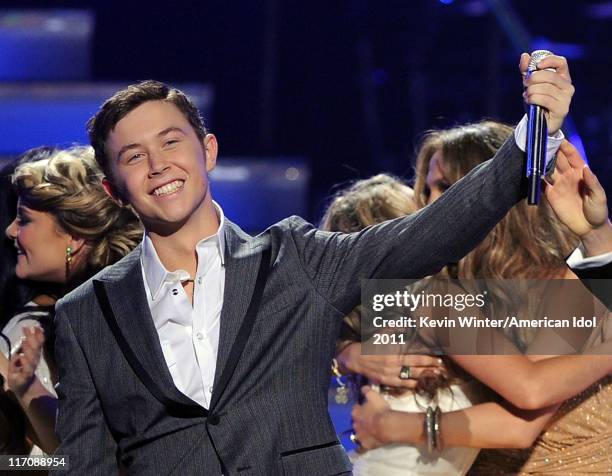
top-left (468, 375), bottom-right (612, 475)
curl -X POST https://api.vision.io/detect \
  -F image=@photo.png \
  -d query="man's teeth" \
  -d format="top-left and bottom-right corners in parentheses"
top-left (153, 180), bottom-right (184, 196)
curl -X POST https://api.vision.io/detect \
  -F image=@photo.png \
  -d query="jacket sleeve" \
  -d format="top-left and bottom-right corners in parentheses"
top-left (289, 136), bottom-right (526, 314)
top-left (51, 305), bottom-right (117, 475)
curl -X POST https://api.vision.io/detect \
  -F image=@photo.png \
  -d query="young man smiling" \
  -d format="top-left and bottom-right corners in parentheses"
top-left (53, 55), bottom-right (579, 475)
top-left (102, 97), bottom-right (221, 302)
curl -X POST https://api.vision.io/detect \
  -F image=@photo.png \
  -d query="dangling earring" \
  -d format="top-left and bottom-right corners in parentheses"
top-left (65, 246), bottom-right (73, 278)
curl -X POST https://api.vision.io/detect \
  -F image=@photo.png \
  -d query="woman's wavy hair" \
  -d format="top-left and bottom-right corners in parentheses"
top-left (321, 173), bottom-right (417, 232)
top-left (12, 146), bottom-right (143, 283)
top-left (413, 120), bottom-right (579, 280)
top-left (413, 121), bottom-right (580, 352)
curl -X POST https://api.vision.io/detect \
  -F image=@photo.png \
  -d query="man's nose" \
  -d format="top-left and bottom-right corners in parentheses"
top-left (148, 151), bottom-right (170, 176)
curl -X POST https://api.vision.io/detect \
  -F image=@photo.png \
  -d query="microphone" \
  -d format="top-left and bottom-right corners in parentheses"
top-left (526, 50), bottom-right (553, 205)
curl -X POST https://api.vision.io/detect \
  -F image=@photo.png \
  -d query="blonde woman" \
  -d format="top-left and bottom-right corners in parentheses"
top-left (0, 146), bottom-right (142, 454)
top-left (323, 174), bottom-right (484, 475)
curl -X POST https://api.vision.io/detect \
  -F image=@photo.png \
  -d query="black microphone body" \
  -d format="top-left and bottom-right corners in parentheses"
top-left (526, 50), bottom-right (553, 205)
top-left (526, 103), bottom-right (547, 204)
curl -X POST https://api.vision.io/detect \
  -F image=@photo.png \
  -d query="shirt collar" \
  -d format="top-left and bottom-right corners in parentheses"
top-left (141, 201), bottom-right (226, 301)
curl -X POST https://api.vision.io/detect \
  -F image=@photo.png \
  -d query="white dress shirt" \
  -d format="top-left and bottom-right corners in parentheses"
top-left (514, 114), bottom-right (564, 168)
top-left (141, 202), bottom-right (226, 409)
top-left (567, 247), bottom-right (612, 269)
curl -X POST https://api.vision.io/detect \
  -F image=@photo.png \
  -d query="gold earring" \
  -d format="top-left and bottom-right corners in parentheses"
top-left (66, 246), bottom-right (73, 277)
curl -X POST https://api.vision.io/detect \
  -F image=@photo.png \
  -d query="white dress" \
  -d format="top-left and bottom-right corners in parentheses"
top-left (351, 381), bottom-right (483, 476)
top-left (1, 302), bottom-right (56, 456)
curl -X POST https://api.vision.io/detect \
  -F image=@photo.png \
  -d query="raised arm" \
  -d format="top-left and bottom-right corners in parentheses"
top-left (291, 56), bottom-right (573, 315)
top-left (291, 134), bottom-right (524, 315)
top-left (52, 308), bottom-right (117, 474)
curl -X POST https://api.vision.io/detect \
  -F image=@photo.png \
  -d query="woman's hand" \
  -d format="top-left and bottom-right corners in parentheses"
top-left (7, 327), bottom-right (45, 398)
top-left (338, 343), bottom-right (445, 388)
top-left (545, 140), bottom-right (612, 257)
top-left (545, 140), bottom-right (609, 237)
top-left (351, 386), bottom-right (392, 451)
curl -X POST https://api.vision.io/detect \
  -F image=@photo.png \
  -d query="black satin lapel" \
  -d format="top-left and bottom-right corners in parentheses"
top-left (211, 225), bottom-right (263, 407)
top-left (98, 254), bottom-right (203, 411)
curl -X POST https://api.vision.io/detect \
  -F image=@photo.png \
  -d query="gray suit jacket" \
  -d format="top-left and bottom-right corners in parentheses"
top-left (53, 137), bottom-right (525, 475)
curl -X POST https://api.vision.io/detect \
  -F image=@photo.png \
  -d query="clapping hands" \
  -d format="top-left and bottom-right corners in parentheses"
top-left (7, 327), bottom-right (45, 398)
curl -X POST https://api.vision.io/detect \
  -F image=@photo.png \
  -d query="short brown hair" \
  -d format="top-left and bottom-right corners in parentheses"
top-left (87, 80), bottom-right (208, 183)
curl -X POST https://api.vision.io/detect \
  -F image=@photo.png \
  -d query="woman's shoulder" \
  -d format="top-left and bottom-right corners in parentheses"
top-left (2, 302), bottom-right (53, 337)
top-left (12, 301), bottom-right (54, 320)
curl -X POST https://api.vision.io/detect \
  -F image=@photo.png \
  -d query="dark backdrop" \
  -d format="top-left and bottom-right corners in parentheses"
top-left (5, 0), bottom-right (611, 221)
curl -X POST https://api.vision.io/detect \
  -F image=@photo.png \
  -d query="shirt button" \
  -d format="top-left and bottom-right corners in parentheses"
top-left (197, 276), bottom-right (203, 285)
top-left (209, 386), bottom-right (213, 394)
top-left (196, 332), bottom-right (204, 341)
top-left (172, 289), bottom-right (179, 296)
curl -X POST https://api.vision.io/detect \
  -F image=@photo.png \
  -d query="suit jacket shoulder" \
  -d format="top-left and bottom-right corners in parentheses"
top-left (56, 245), bottom-right (142, 318)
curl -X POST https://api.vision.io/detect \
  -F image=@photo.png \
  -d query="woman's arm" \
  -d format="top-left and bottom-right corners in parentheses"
top-left (417, 280), bottom-right (612, 410)
top-left (341, 291), bottom-right (610, 408)
top-left (450, 352), bottom-right (611, 410)
top-left (8, 327), bottom-right (59, 454)
top-left (337, 342), bottom-right (445, 388)
top-left (352, 387), bottom-right (559, 450)
top-left (16, 376), bottom-right (59, 454)
top-left (0, 352), bottom-right (8, 381)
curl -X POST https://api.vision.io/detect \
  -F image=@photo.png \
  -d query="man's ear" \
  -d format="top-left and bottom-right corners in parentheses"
top-left (102, 178), bottom-right (124, 206)
top-left (203, 134), bottom-right (218, 173)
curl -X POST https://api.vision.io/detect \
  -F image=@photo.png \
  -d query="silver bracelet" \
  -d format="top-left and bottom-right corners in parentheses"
top-left (425, 406), bottom-right (435, 453)
top-left (433, 406), bottom-right (442, 451)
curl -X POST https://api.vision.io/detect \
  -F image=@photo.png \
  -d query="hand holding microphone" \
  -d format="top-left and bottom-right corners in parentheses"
top-left (519, 52), bottom-right (575, 204)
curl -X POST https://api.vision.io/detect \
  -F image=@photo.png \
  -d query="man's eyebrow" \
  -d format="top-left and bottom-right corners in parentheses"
top-left (157, 126), bottom-right (187, 137)
top-left (116, 128), bottom-right (187, 161)
top-left (117, 143), bottom-right (141, 161)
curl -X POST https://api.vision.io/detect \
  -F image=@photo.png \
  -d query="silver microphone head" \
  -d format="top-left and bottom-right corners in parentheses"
top-left (528, 50), bottom-right (553, 73)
